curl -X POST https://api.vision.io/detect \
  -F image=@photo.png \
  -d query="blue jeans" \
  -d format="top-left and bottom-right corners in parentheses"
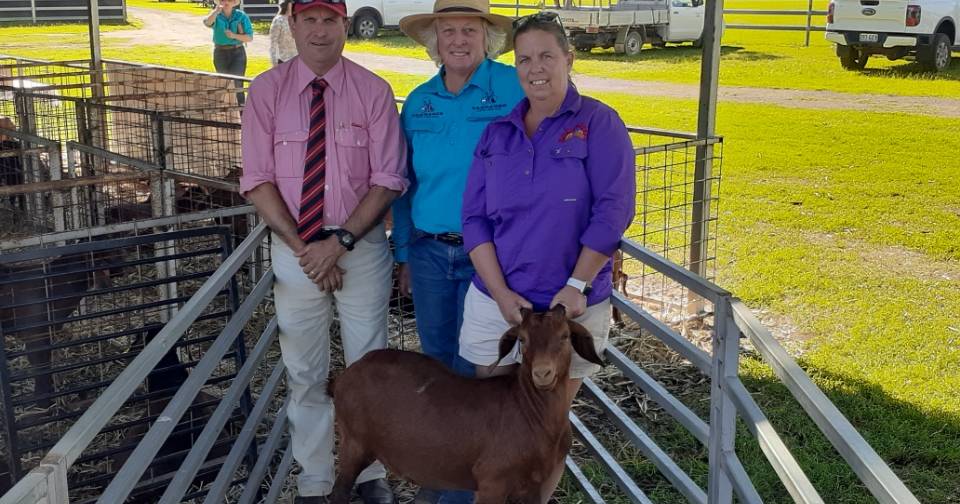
top-left (407, 233), bottom-right (476, 504)
top-left (213, 45), bottom-right (247, 106)
top-left (408, 232), bottom-right (476, 378)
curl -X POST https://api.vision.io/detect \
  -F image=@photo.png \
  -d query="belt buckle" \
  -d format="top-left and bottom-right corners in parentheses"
top-left (438, 232), bottom-right (463, 245)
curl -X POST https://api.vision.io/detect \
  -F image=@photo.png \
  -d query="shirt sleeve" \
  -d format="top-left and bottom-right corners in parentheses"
top-left (390, 105), bottom-right (416, 262)
top-left (580, 106), bottom-right (636, 256)
top-left (239, 76), bottom-right (277, 196)
top-left (240, 13), bottom-right (254, 39)
top-left (461, 127), bottom-right (495, 253)
top-left (366, 81), bottom-right (409, 194)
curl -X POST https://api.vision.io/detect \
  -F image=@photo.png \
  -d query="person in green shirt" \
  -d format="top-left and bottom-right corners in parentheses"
top-left (203, 0), bottom-right (253, 106)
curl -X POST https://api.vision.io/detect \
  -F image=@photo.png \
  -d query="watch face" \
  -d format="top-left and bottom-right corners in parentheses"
top-left (337, 230), bottom-right (355, 248)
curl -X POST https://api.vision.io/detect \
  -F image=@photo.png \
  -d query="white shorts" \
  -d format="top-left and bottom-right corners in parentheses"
top-left (458, 284), bottom-right (611, 379)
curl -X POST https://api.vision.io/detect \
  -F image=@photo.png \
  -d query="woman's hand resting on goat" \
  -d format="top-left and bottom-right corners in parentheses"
top-left (550, 285), bottom-right (586, 318)
top-left (491, 288), bottom-right (533, 326)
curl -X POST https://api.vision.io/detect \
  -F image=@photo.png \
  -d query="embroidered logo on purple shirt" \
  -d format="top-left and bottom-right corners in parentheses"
top-left (560, 123), bottom-right (589, 142)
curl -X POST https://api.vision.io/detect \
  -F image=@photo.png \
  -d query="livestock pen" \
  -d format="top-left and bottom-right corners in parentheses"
top-left (0, 56), bottom-right (920, 504)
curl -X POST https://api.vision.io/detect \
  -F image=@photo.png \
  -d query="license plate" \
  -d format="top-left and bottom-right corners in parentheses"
top-left (859, 33), bottom-right (879, 42)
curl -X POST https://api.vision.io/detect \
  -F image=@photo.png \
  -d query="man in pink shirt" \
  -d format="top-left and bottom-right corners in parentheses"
top-left (240, 0), bottom-right (407, 501)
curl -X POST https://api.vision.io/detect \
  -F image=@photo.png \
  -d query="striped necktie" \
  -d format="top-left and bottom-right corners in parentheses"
top-left (297, 78), bottom-right (328, 242)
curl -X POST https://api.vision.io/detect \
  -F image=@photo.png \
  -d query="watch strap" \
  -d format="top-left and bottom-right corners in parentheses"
top-left (566, 277), bottom-right (589, 294)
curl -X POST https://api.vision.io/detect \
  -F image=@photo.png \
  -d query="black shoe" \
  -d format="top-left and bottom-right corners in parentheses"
top-left (294, 495), bottom-right (329, 504)
top-left (356, 478), bottom-right (395, 504)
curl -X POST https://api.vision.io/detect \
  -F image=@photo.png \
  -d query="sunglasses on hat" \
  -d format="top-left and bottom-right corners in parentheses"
top-left (512, 11), bottom-right (564, 31)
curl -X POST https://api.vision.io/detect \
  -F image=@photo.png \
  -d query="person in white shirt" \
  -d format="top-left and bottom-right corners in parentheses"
top-left (268, 0), bottom-right (299, 66)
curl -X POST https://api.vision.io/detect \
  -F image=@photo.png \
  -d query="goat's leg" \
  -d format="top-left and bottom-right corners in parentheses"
top-left (329, 430), bottom-right (375, 504)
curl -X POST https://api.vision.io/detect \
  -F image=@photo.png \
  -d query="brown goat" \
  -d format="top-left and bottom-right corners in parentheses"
top-left (328, 305), bottom-right (603, 504)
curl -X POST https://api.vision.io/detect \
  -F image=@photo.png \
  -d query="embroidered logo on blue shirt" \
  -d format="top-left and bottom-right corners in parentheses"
top-left (412, 98), bottom-right (443, 119)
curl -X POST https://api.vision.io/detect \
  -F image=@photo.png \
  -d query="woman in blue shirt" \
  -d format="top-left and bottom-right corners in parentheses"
top-left (203, 0), bottom-right (253, 106)
top-left (392, 0), bottom-right (523, 502)
top-left (392, 0), bottom-right (523, 379)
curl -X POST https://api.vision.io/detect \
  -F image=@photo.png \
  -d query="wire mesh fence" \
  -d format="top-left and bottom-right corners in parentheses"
top-left (0, 227), bottom-right (275, 502)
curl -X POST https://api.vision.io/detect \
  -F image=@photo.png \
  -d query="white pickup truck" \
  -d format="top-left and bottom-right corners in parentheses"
top-left (347, 0), bottom-right (434, 38)
top-left (554, 0), bottom-right (708, 56)
top-left (825, 0), bottom-right (959, 72)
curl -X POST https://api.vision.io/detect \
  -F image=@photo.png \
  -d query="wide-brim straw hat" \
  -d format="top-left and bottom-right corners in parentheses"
top-left (400, 0), bottom-right (515, 53)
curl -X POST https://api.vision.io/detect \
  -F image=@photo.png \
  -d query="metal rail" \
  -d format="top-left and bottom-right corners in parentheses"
top-left (0, 223), bottom-right (271, 504)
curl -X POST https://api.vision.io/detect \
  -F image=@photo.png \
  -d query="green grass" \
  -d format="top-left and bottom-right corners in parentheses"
top-left (125, 0), bottom-right (215, 15)
top-left (344, 0), bottom-right (960, 98)
top-left (350, 28), bottom-right (960, 98)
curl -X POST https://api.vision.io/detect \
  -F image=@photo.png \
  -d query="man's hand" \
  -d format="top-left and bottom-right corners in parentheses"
top-left (492, 289), bottom-right (533, 326)
top-left (295, 237), bottom-right (347, 291)
top-left (397, 263), bottom-right (412, 297)
top-left (224, 28), bottom-right (235, 39)
top-left (550, 285), bottom-right (586, 318)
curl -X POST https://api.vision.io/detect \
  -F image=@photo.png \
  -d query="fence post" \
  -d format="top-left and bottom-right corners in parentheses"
top-left (707, 295), bottom-right (739, 504)
top-left (805, 0), bottom-right (814, 46)
top-left (30, 0), bottom-right (36, 23)
top-left (41, 456), bottom-right (69, 504)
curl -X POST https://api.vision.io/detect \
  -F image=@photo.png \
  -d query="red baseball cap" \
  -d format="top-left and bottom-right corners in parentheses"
top-left (291, 0), bottom-right (347, 17)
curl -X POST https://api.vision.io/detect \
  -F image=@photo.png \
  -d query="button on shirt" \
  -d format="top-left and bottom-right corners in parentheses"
top-left (461, 85), bottom-right (636, 310)
top-left (240, 57), bottom-right (408, 223)
top-left (212, 9), bottom-right (253, 46)
top-left (392, 59), bottom-right (524, 262)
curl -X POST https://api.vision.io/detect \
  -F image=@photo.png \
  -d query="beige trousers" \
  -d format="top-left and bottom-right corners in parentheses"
top-left (271, 224), bottom-right (392, 497)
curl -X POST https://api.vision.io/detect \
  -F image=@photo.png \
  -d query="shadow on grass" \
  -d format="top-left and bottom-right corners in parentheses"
top-left (857, 58), bottom-right (960, 82)
top-left (562, 333), bottom-right (960, 504)
top-left (359, 32), bottom-right (419, 48)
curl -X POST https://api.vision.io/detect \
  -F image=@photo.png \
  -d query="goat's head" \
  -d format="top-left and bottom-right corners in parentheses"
top-left (492, 305), bottom-right (604, 390)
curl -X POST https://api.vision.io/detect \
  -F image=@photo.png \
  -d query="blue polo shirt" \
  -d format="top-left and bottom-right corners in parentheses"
top-left (392, 59), bottom-right (524, 262)
top-left (211, 9), bottom-right (253, 46)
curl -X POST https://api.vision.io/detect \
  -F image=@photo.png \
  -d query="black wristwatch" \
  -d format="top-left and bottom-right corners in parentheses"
top-left (334, 229), bottom-right (356, 251)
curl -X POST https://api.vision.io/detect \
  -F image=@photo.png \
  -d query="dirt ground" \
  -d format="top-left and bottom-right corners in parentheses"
top-left (117, 7), bottom-right (960, 118)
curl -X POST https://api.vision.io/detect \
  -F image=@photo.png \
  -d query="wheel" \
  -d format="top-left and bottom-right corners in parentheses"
top-left (624, 30), bottom-right (644, 56)
top-left (837, 44), bottom-right (868, 70)
top-left (918, 33), bottom-right (952, 72)
top-left (353, 12), bottom-right (380, 40)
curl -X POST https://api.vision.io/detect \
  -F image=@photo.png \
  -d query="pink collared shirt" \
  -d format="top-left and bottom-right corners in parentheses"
top-left (240, 56), bottom-right (408, 224)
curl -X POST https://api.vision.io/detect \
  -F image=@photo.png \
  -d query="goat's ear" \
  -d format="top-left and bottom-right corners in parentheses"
top-left (487, 325), bottom-right (520, 373)
top-left (568, 321), bottom-right (604, 366)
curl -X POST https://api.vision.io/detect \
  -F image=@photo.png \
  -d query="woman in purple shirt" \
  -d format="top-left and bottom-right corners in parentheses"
top-left (459, 13), bottom-right (636, 391)
top-left (459, 12), bottom-right (635, 499)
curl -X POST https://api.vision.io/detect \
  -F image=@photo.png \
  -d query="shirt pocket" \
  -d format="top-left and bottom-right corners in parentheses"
top-left (549, 141), bottom-right (591, 205)
top-left (274, 130), bottom-right (308, 178)
top-left (335, 124), bottom-right (371, 184)
top-left (482, 149), bottom-right (531, 219)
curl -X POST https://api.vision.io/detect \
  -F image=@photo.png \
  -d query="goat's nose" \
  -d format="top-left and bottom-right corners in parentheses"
top-left (533, 367), bottom-right (555, 382)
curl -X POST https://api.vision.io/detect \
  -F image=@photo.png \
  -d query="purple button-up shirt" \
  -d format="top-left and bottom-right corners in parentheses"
top-left (462, 85), bottom-right (636, 310)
